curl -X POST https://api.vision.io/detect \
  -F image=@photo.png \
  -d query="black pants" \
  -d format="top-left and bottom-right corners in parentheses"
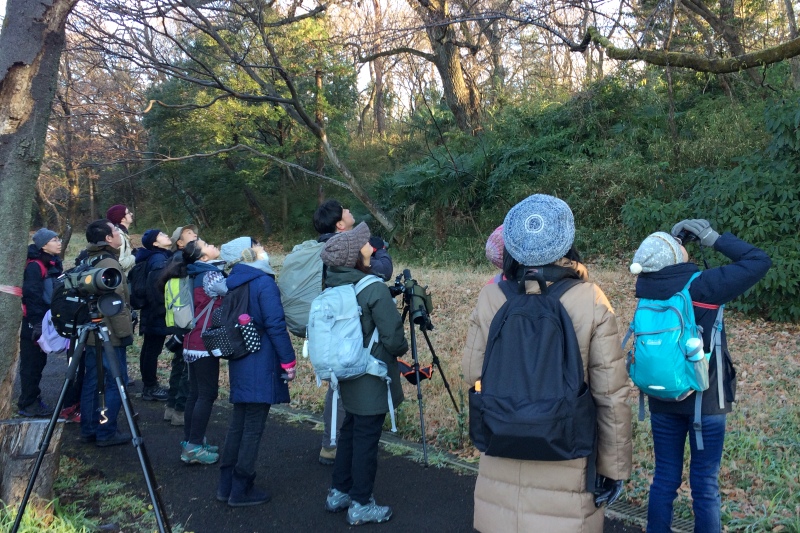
top-left (167, 353), bottom-right (189, 411)
top-left (220, 403), bottom-right (271, 478)
top-left (18, 318), bottom-right (48, 409)
top-left (331, 411), bottom-right (385, 505)
top-left (184, 356), bottom-right (220, 444)
top-left (139, 334), bottom-right (166, 388)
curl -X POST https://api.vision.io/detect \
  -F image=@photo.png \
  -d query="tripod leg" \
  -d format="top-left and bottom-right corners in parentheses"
top-left (406, 305), bottom-right (429, 467)
top-left (96, 324), bottom-right (172, 533)
top-left (420, 328), bottom-right (460, 414)
top-left (12, 328), bottom-right (90, 533)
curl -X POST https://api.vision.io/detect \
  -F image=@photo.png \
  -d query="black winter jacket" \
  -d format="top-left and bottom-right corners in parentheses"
top-left (134, 247), bottom-right (171, 336)
top-left (22, 245), bottom-right (63, 324)
top-left (635, 232), bottom-right (771, 415)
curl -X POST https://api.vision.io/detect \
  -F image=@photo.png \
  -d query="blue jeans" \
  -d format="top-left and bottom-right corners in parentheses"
top-left (647, 412), bottom-right (727, 533)
top-left (220, 403), bottom-right (270, 478)
top-left (80, 345), bottom-right (128, 441)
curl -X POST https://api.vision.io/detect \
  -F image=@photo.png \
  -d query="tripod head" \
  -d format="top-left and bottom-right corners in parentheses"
top-left (390, 269), bottom-right (434, 330)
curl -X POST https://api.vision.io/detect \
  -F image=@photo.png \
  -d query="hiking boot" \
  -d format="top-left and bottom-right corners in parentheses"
top-left (347, 497), bottom-right (392, 526)
top-left (164, 406), bottom-right (175, 421)
top-left (319, 446), bottom-right (336, 465)
top-left (228, 473), bottom-right (271, 507)
top-left (18, 398), bottom-right (51, 418)
top-left (141, 385), bottom-right (168, 401)
top-left (181, 443), bottom-right (219, 465)
top-left (171, 410), bottom-right (185, 426)
top-left (325, 488), bottom-right (351, 513)
top-left (217, 466), bottom-right (233, 502)
top-left (96, 431), bottom-right (131, 448)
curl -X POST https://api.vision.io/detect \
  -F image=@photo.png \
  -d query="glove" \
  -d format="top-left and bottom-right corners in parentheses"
top-left (369, 236), bottom-right (386, 251)
top-left (671, 219), bottom-right (720, 247)
top-left (594, 476), bottom-right (624, 508)
top-left (31, 323), bottom-right (42, 341)
top-left (282, 367), bottom-right (296, 381)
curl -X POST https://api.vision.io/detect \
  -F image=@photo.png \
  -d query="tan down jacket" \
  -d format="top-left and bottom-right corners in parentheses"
top-left (462, 259), bottom-right (632, 533)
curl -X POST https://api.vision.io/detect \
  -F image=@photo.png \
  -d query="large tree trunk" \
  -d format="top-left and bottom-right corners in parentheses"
top-left (412, 0), bottom-right (482, 134)
top-left (0, 0), bottom-right (77, 419)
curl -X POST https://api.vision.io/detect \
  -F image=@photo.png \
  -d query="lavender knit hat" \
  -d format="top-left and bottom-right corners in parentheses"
top-left (502, 194), bottom-right (575, 266)
top-left (630, 232), bottom-right (685, 274)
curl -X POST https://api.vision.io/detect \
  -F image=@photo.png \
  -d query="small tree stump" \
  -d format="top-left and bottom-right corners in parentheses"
top-left (0, 418), bottom-right (64, 519)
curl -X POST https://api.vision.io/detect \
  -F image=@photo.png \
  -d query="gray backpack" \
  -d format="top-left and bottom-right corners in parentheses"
top-left (277, 240), bottom-right (324, 337)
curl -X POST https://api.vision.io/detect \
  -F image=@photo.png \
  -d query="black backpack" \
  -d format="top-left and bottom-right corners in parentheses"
top-left (50, 253), bottom-right (114, 337)
top-left (469, 267), bottom-right (596, 464)
top-left (127, 261), bottom-right (149, 310)
top-left (201, 283), bottom-right (261, 360)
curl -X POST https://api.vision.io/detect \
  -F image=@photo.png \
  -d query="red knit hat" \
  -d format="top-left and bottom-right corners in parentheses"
top-left (106, 204), bottom-right (128, 225)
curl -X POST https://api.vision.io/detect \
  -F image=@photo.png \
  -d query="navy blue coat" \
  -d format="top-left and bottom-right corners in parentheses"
top-left (635, 232), bottom-right (771, 415)
top-left (134, 247), bottom-right (171, 336)
top-left (225, 263), bottom-right (296, 404)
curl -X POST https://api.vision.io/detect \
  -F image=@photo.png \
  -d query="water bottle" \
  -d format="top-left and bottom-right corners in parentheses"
top-left (686, 337), bottom-right (704, 361)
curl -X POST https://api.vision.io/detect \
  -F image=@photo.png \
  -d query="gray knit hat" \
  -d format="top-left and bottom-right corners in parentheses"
top-left (320, 222), bottom-right (371, 268)
top-left (32, 228), bottom-right (58, 249)
top-left (502, 194), bottom-right (574, 266)
top-left (220, 236), bottom-right (252, 264)
top-left (630, 232), bottom-right (685, 274)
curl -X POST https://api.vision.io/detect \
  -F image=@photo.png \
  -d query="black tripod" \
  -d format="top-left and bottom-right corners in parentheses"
top-left (12, 316), bottom-right (171, 533)
top-left (397, 270), bottom-right (459, 467)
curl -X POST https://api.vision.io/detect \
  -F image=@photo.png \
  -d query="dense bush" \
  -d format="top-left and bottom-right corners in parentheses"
top-left (622, 99), bottom-right (800, 321)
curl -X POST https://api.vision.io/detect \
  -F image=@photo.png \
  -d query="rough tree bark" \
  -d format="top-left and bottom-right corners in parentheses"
top-left (0, 0), bottom-right (77, 418)
top-left (0, 0), bottom-right (77, 512)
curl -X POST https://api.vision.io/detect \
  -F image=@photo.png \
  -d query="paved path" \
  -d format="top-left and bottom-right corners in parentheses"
top-left (33, 355), bottom-right (645, 532)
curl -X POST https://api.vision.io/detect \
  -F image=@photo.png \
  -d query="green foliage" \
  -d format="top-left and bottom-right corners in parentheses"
top-left (623, 99), bottom-right (800, 321)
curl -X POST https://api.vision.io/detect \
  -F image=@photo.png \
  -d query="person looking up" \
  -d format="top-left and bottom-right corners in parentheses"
top-left (106, 204), bottom-right (135, 274)
top-left (134, 229), bottom-right (173, 402)
top-left (312, 199), bottom-right (393, 466)
top-left (462, 194), bottom-right (632, 532)
top-left (631, 221), bottom-right (770, 532)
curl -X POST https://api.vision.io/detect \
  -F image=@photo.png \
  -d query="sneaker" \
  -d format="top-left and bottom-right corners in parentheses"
top-left (181, 443), bottom-right (219, 465)
top-left (164, 406), bottom-right (175, 421)
top-left (58, 405), bottom-right (81, 423)
top-left (171, 410), bottom-right (185, 426)
top-left (18, 399), bottom-right (51, 418)
top-left (319, 446), bottom-right (336, 466)
top-left (181, 439), bottom-right (219, 454)
top-left (347, 497), bottom-right (392, 526)
top-left (325, 488), bottom-right (351, 513)
top-left (96, 431), bottom-right (131, 448)
top-left (141, 385), bottom-right (169, 401)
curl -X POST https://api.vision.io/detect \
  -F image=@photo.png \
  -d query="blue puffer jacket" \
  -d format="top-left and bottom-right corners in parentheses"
top-left (225, 263), bottom-right (296, 404)
top-left (635, 232), bottom-right (771, 415)
top-left (134, 247), bottom-right (172, 336)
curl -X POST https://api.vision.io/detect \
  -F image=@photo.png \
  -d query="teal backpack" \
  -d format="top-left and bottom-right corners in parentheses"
top-left (622, 272), bottom-right (724, 450)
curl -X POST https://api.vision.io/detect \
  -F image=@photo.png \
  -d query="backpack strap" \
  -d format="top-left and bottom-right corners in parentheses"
top-left (26, 259), bottom-right (47, 279)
